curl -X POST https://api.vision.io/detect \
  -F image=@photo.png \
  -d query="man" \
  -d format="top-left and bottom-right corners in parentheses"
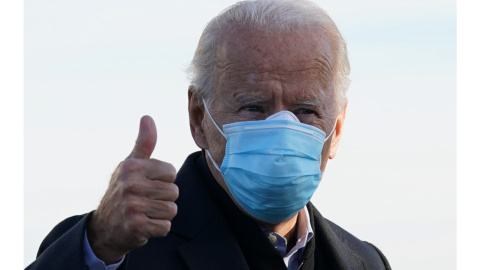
top-left (27, 0), bottom-right (391, 269)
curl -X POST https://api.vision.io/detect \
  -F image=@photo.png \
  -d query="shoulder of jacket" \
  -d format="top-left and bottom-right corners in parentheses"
top-left (37, 212), bottom-right (91, 257)
top-left (309, 204), bottom-right (391, 269)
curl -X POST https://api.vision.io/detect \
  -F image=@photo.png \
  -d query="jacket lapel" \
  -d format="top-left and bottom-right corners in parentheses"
top-left (308, 204), bottom-right (366, 270)
top-left (177, 212), bottom-right (249, 270)
top-left (171, 152), bottom-right (249, 270)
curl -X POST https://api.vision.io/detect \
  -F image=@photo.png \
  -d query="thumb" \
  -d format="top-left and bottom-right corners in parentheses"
top-left (127, 115), bottom-right (157, 159)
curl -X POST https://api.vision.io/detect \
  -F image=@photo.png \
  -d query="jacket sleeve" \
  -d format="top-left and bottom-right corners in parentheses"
top-left (25, 212), bottom-right (93, 270)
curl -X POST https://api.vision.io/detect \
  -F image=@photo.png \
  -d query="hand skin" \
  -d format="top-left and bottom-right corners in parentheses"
top-left (86, 116), bottom-right (179, 264)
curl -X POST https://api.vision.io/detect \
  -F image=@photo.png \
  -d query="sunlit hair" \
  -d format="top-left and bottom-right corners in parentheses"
top-left (187, 0), bottom-right (350, 113)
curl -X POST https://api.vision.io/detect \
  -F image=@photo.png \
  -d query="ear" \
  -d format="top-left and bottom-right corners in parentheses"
top-left (329, 100), bottom-right (348, 159)
top-left (188, 86), bottom-right (208, 149)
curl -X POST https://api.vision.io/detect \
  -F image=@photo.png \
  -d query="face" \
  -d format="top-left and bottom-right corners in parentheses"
top-left (189, 26), bottom-right (347, 193)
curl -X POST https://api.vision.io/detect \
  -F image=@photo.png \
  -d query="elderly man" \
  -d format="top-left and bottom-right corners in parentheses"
top-left (27, 0), bottom-right (391, 269)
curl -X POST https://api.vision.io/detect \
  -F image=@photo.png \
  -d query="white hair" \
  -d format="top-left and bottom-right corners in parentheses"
top-left (187, 0), bottom-right (350, 113)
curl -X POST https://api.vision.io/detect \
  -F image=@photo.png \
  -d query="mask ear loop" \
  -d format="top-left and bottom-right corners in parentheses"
top-left (205, 149), bottom-right (222, 172)
top-left (202, 98), bottom-right (225, 172)
top-left (325, 120), bottom-right (337, 141)
top-left (202, 99), bottom-right (226, 139)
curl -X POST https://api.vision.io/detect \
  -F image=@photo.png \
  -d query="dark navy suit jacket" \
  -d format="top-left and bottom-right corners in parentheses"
top-left (26, 152), bottom-right (391, 270)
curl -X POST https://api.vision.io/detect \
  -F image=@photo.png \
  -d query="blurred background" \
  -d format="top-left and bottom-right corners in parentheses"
top-left (24, 0), bottom-right (456, 268)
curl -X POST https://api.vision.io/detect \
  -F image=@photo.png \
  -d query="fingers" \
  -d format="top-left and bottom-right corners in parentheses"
top-left (143, 181), bottom-right (179, 201)
top-left (144, 219), bottom-right (172, 238)
top-left (118, 158), bottom-right (176, 182)
top-left (118, 158), bottom-right (178, 200)
top-left (144, 199), bottom-right (178, 220)
top-left (123, 177), bottom-right (179, 201)
top-left (123, 196), bottom-right (177, 221)
top-left (122, 198), bottom-right (176, 239)
top-left (123, 213), bottom-right (173, 244)
top-left (144, 159), bottom-right (176, 182)
top-left (90, 118), bottom-right (176, 260)
top-left (128, 115), bottom-right (157, 160)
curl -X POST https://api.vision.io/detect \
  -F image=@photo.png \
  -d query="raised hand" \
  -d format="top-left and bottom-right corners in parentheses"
top-left (86, 116), bottom-right (179, 264)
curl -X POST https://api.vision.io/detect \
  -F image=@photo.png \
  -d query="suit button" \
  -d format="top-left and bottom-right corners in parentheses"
top-left (268, 234), bottom-right (277, 244)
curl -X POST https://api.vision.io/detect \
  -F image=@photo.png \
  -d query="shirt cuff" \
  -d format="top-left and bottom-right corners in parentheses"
top-left (83, 230), bottom-right (125, 270)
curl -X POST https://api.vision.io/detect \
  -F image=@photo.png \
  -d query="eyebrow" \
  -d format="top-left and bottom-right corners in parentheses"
top-left (232, 93), bottom-right (269, 105)
top-left (293, 99), bottom-right (323, 108)
top-left (231, 93), bottom-right (326, 109)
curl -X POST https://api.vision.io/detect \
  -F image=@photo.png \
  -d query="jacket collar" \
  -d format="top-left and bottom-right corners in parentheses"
top-left (170, 152), bottom-right (249, 270)
top-left (306, 204), bottom-right (367, 270)
top-left (172, 151), bottom-right (367, 270)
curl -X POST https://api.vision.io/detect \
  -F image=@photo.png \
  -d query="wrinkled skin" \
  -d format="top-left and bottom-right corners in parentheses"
top-left (87, 116), bottom-right (179, 264)
top-left (87, 26), bottom-right (347, 264)
top-left (189, 26), bottom-right (347, 242)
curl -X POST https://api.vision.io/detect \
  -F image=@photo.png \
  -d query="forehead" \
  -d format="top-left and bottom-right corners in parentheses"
top-left (214, 26), bottom-right (335, 84)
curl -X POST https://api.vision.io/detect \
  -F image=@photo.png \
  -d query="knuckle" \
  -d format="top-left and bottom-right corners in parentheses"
top-left (160, 183), bottom-right (179, 201)
top-left (155, 182), bottom-right (178, 201)
top-left (127, 215), bottom-right (146, 233)
top-left (158, 220), bottom-right (171, 236)
top-left (160, 162), bottom-right (176, 182)
top-left (123, 180), bottom-right (143, 195)
top-left (150, 159), bottom-right (177, 182)
top-left (123, 197), bottom-right (142, 215)
top-left (170, 184), bottom-right (179, 200)
top-left (165, 163), bottom-right (177, 181)
top-left (164, 201), bottom-right (178, 218)
top-left (121, 159), bottom-right (142, 174)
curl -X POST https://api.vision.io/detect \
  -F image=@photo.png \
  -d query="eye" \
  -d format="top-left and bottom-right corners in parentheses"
top-left (298, 108), bottom-right (318, 116)
top-left (241, 106), bottom-right (262, 112)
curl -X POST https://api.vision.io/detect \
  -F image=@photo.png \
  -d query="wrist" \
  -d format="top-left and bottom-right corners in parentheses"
top-left (87, 212), bottom-right (126, 265)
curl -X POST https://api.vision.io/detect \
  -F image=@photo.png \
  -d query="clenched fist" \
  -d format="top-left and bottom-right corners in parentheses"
top-left (87, 116), bottom-right (179, 264)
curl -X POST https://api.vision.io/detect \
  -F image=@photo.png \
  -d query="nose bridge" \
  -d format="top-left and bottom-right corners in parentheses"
top-left (269, 91), bottom-right (289, 117)
top-left (274, 101), bottom-right (288, 112)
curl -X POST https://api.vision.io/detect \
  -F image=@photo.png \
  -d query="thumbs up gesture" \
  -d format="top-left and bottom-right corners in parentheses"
top-left (87, 116), bottom-right (179, 264)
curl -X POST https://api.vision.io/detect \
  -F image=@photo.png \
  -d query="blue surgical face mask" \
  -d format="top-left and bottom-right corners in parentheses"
top-left (203, 99), bottom-right (335, 224)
